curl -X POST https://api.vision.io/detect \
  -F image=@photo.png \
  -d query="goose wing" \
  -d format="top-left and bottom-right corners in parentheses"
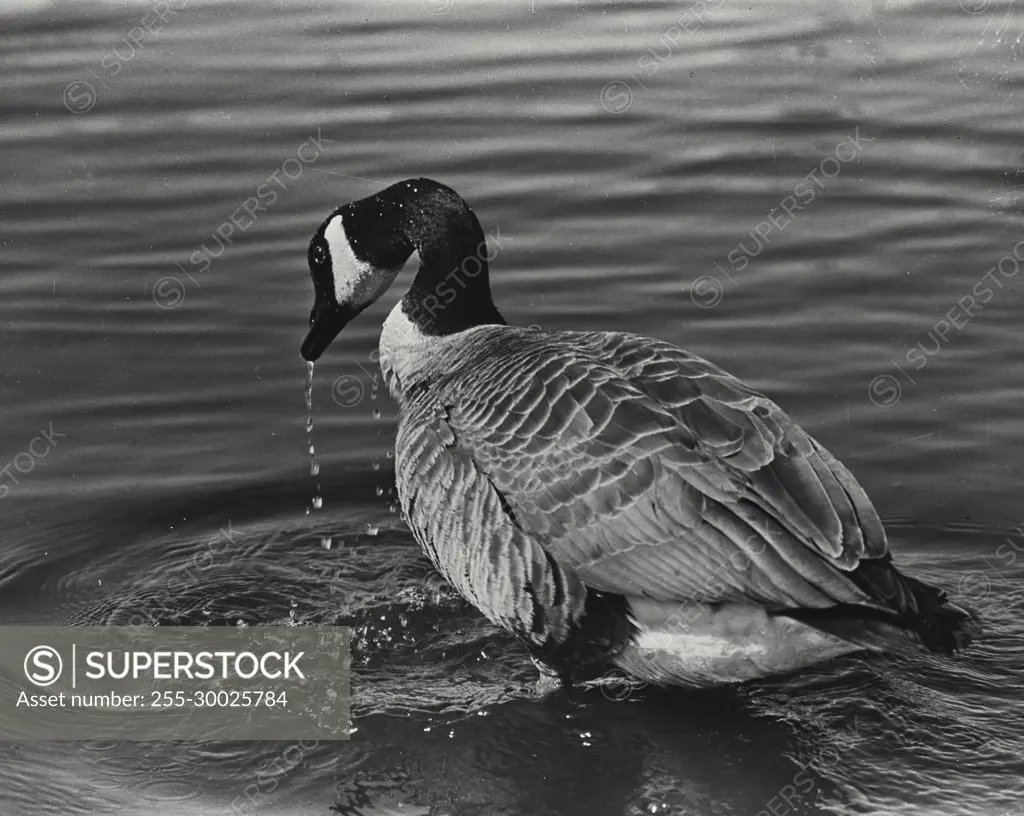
top-left (396, 329), bottom-right (891, 642)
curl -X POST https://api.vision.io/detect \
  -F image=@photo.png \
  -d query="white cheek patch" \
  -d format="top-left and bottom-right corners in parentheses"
top-left (323, 215), bottom-right (375, 304)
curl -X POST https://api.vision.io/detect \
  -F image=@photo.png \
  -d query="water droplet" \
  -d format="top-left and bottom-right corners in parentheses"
top-left (311, 462), bottom-right (320, 476)
top-left (373, 409), bottom-right (381, 419)
top-left (290, 600), bottom-right (298, 607)
top-left (236, 619), bottom-right (247, 628)
top-left (385, 451), bottom-right (393, 460)
top-left (312, 496), bottom-right (323, 510)
top-left (372, 460), bottom-right (380, 471)
top-left (375, 486), bottom-right (384, 496)
top-left (366, 524), bottom-right (379, 536)
top-left (320, 536), bottom-right (333, 550)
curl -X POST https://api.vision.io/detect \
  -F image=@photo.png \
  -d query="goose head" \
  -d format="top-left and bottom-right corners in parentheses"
top-left (300, 178), bottom-right (504, 362)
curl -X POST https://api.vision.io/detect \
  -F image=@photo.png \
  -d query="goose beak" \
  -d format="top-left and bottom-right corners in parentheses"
top-left (301, 299), bottom-right (353, 362)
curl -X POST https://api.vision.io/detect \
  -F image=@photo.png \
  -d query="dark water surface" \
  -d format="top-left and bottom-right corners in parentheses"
top-left (2, 0), bottom-right (1024, 813)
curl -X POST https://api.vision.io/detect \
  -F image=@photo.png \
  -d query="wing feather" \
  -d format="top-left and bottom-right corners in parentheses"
top-left (395, 327), bottom-right (892, 638)
top-left (397, 404), bottom-right (589, 647)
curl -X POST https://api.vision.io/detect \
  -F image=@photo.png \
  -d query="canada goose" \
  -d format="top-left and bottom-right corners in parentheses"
top-left (300, 178), bottom-right (978, 687)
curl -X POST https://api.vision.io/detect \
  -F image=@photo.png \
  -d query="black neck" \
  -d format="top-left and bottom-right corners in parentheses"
top-left (343, 178), bottom-right (505, 336)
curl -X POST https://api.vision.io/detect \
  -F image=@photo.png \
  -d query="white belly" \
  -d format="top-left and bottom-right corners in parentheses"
top-left (612, 599), bottom-right (859, 687)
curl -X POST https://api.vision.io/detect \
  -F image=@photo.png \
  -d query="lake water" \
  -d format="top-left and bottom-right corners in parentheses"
top-left (2, 0), bottom-right (1024, 813)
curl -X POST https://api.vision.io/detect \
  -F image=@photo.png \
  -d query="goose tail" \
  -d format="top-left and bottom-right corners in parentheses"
top-left (890, 571), bottom-right (981, 653)
top-left (782, 561), bottom-right (981, 656)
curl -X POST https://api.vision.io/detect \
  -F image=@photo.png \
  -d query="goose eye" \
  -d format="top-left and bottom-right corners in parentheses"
top-left (310, 244), bottom-right (327, 267)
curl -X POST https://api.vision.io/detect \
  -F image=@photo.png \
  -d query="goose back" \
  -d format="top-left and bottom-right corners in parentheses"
top-left (390, 324), bottom-right (894, 668)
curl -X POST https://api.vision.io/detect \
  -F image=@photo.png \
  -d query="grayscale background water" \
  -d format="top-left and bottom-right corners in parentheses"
top-left (1, 0), bottom-right (1023, 813)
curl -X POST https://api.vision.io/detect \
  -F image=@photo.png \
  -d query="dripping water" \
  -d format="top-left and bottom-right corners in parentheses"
top-left (305, 361), bottom-right (321, 493)
top-left (371, 357), bottom-right (391, 529)
top-left (305, 362), bottom-right (331, 549)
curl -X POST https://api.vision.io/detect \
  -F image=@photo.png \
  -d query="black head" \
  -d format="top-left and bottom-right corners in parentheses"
top-left (300, 178), bottom-right (504, 362)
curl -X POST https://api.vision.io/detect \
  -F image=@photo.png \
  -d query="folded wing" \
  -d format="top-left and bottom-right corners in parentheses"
top-left (396, 328), bottom-right (894, 645)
